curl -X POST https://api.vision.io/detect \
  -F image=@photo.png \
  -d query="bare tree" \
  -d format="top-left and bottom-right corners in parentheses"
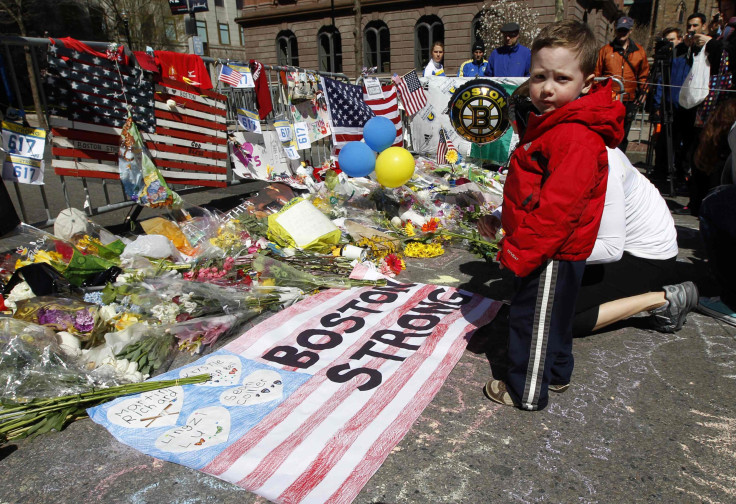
top-left (92, 0), bottom-right (181, 52)
top-left (478, 0), bottom-right (542, 51)
top-left (0, 0), bottom-right (47, 128)
top-left (353, 0), bottom-right (362, 78)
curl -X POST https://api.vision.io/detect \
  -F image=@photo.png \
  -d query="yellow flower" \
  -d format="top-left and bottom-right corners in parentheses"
top-left (32, 250), bottom-right (64, 265)
top-left (445, 149), bottom-right (459, 164)
top-left (114, 313), bottom-right (140, 331)
top-left (405, 222), bottom-right (416, 237)
top-left (403, 241), bottom-right (445, 258)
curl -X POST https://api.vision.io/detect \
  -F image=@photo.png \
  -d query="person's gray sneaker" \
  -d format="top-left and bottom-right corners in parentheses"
top-left (650, 281), bottom-right (699, 333)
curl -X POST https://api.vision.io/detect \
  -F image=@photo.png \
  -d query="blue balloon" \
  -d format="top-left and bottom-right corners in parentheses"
top-left (338, 141), bottom-right (376, 177)
top-left (363, 116), bottom-right (396, 152)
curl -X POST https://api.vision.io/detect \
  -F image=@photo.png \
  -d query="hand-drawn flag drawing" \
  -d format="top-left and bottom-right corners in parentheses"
top-left (88, 272), bottom-right (501, 504)
top-left (46, 41), bottom-right (228, 188)
top-left (321, 76), bottom-right (375, 156)
top-left (392, 70), bottom-right (427, 116)
top-left (363, 84), bottom-right (403, 148)
top-left (218, 64), bottom-right (244, 87)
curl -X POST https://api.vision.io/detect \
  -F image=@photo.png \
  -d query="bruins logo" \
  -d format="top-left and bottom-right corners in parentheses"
top-left (448, 79), bottom-right (510, 144)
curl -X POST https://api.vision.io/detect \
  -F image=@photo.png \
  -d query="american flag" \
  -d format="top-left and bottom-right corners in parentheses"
top-left (46, 41), bottom-right (228, 188)
top-left (320, 76), bottom-right (375, 156)
top-left (363, 84), bottom-right (403, 149)
top-left (392, 70), bottom-right (427, 116)
top-left (218, 64), bottom-right (243, 87)
top-left (437, 128), bottom-right (456, 164)
top-left (89, 273), bottom-right (501, 504)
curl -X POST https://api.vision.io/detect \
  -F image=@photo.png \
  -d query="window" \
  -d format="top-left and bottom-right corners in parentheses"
top-left (318, 26), bottom-right (342, 73)
top-left (415, 15), bottom-right (444, 70)
top-left (164, 18), bottom-right (177, 41)
top-left (196, 20), bottom-right (208, 43)
top-left (219, 22), bottom-right (230, 44)
top-left (240, 25), bottom-right (246, 46)
top-left (215, 0), bottom-right (224, 6)
top-left (276, 30), bottom-right (299, 67)
top-left (236, 0), bottom-right (244, 9)
top-left (364, 21), bottom-right (390, 73)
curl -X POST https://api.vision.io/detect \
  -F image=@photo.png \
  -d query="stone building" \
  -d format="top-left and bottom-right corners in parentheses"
top-left (235, 0), bottom-right (625, 78)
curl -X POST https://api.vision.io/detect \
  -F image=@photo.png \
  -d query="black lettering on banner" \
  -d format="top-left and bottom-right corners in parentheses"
top-left (427, 287), bottom-right (473, 305)
top-left (359, 290), bottom-right (398, 304)
top-left (262, 345), bottom-right (318, 369)
top-left (326, 363), bottom-right (383, 391)
top-left (336, 298), bottom-right (382, 314)
top-left (296, 328), bottom-right (343, 350)
top-left (410, 301), bottom-right (458, 315)
top-left (398, 314), bottom-right (441, 331)
top-left (371, 329), bottom-right (426, 350)
top-left (320, 313), bottom-right (365, 333)
top-left (351, 340), bottom-right (406, 362)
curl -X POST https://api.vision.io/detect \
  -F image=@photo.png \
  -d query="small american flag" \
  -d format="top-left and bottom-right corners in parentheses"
top-left (363, 84), bottom-right (403, 149)
top-left (321, 76), bottom-right (375, 156)
top-left (218, 64), bottom-right (243, 87)
top-left (437, 128), bottom-right (456, 164)
top-left (392, 70), bottom-right (427, 116)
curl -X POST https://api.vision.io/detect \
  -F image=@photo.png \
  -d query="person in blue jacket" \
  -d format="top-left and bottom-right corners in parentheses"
top-left (458, 41), bottom-right (488, 77)
top-left (651, 27), bottom-right (694, 185)
top-left (484, 22), bottom-right (531, 77)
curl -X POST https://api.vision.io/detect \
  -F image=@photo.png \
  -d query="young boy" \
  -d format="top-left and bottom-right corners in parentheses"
top-left (478, 21), bottom-right (625, 411)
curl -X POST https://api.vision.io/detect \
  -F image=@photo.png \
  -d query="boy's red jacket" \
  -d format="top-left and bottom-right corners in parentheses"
top-left (498, 80), bottom-right (625, 277)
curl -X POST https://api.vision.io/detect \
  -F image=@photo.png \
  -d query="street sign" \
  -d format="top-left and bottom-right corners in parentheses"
top-left (169, 0), bottom-right (209, 15)
top-left (190, 36), bottom-right (204, 55)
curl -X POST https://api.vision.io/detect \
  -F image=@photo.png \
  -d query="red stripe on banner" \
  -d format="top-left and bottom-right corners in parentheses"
top-left (154, 109), bottom-right (227, 131)
top-left (145, 142), bottom-right (228, 160)
top-left (154, 93), bottom-right (227, 117)
top-left (154, 159), bottom-right (227, 174)
top-left (277, 288), bottom-right (478, 503)
top-left (52, 147), bottom-right (117, 162)
top-left (54, 167), bottom-right (119, 180)
top-left (229, 286), bottom-right (438, 491)
top-left (158, 77), bottom-right (227, 101)
top-left (328, 299), bottom-right (502, 504)
top-left (51, 127), bottom-right (119, 145)
top-left (153, 126), bottom-right (228, 145)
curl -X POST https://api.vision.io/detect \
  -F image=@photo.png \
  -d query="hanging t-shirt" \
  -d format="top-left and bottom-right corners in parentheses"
top-left (154, 51), bottom-right (213, 89)
top-left (250, 60), bottom-right (274, 120)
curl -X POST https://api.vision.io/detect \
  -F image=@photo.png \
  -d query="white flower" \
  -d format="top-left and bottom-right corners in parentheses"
top-left (5, 281), bottom-right (35, 312)
top-left (178, 293), bottom-right (197, 314)
top-left (151, 302), bottom-right (180, 324)
top-left (98, 304), bottom-right (119, 323)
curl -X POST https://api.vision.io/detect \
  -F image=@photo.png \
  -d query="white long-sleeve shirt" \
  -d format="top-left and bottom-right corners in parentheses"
top-left (587, 148), bottom-right (678, 264)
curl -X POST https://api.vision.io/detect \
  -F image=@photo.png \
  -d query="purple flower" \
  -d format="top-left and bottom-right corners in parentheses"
top-left (74, 309), bottom-right (95, 333)
top-left (37, 308), bottom-right (73, 327)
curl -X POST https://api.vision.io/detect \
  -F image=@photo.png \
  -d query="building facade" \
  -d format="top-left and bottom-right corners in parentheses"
top-left (235, 0), bottom-right (623, 78)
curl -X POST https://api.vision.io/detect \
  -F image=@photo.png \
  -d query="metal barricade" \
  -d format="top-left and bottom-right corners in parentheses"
top-left (0, 35), bottom-right (348, 228)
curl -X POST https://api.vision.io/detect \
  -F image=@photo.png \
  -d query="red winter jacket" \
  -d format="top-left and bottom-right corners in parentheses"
top-left (498, 80), bottom-right (625, 277)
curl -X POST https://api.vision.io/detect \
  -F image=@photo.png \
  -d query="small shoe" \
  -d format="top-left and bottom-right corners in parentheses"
top-left (697, 297), bottom-right (736, 327)
top-left (483, 379), bottom-right (516, 406)
top-left (650, 281), bottom-right (699, 333)
top-left (548, 383), bottom-right (570, 394)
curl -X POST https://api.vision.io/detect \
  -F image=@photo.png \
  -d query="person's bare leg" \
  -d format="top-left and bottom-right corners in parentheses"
top-left (593, 291), bottom-right (667, 331)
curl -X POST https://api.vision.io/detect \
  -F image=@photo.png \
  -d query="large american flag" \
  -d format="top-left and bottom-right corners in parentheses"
top-left (46, 42), bottom-right (228, 188)
top-left (89, 273), bottom-right (501, 504)
top-left (321, 77), bottom-right (375, 156)
top-left (364, 84), bottom-right (403, 149)
top-left (392, 70), bottom-right (427, 116)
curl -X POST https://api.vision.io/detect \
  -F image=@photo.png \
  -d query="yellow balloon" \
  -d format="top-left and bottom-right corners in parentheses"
top-left (375, 147), bottom-right (415, 188)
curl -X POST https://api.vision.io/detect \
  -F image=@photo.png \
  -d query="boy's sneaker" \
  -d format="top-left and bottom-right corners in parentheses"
top-left (650, 281), bottom-right (699, 333)
top-left (483, 379), bottom-right (516, 407)
top-left (548, 383), bottom-right (570, 393)
top-left (697, 297), bottom-right (736, 327)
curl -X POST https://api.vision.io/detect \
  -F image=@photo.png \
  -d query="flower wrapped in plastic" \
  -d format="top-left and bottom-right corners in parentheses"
top-left (253, 255), bottom-right (385, 292)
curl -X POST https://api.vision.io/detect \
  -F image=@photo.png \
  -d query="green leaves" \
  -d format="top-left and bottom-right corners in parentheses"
top-left (0, 374), bottom-right (210, 444)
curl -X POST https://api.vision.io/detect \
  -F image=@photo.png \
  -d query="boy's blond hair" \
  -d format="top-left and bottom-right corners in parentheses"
top-left (531, 21), bottom-right (597, 76)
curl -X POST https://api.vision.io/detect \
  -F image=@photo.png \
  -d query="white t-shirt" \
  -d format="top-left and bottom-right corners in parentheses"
top-left (423, 60), bottom-right (445, 77)
top-left (587, 148), bottom-right (678, 264)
